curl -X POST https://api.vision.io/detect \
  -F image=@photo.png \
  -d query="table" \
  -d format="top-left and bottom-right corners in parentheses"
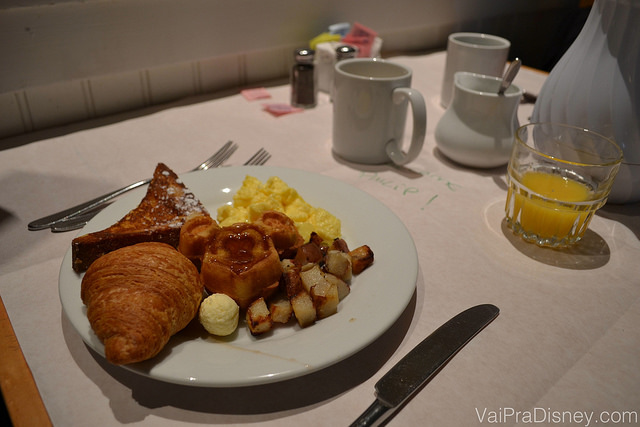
top-left (1, 51), bottom-right (639, 427)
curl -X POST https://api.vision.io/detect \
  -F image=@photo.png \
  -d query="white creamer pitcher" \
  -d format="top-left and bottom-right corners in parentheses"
top-left (435, 71), bottom-right (522, 168)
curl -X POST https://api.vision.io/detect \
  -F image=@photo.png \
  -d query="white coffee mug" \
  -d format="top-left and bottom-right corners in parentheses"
top-left (332, 58), bottom-right (427, 165)
top-left (440, 32), bottom-right (510, 108)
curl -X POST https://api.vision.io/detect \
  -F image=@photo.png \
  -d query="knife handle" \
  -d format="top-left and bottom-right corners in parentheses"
top-left (27, 178), bottom-right (150, 231)
top-left (350, 400), bottom-right (391, 427)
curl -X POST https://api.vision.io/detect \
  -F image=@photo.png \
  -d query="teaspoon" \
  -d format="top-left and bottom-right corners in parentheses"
top-left (498, 58), bottom-right (522, 95)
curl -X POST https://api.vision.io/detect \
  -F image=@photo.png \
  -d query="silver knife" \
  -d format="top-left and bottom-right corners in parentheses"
top-left (351, 304), bottom-right (500, 427)
top-left (27, 177), bottom-right (151, 231)
top-left (28, 141), bottom-right (237, 231)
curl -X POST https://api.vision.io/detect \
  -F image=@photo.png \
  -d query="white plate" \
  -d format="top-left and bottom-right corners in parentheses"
top-left (59, 166), bottom-right (418, 387)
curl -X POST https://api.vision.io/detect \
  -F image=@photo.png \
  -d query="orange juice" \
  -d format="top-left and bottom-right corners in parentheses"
top-left (505, 170), bottom-right (601, 247)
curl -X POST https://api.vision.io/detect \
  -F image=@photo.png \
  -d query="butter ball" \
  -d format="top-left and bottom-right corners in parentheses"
top-left (199, 293), bottom-right (239, 336)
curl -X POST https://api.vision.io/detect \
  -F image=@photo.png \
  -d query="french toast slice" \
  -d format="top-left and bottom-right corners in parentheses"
top-left (71, 163), bottom-right (210, 272)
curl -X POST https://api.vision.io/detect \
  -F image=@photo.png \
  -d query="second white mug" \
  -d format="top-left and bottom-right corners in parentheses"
top-left (440, 32), bottom-right (510, 108)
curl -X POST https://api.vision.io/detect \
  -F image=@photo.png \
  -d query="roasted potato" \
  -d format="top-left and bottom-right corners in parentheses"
top-left (324, 250), bottom-right (352, 281)
top-left (299, 263), bottom-right (325, 293)
top-left (269, 293), bottom-right (293, 323)
top-left (283, 267), bottom-right (316, 327)
top-left (246, 297), bottom-right (273, 335)
top-left (310, 279), bottom-right (339, 319)
top-left (300, 264), bottom-right (340, 319)
top-left (324, 272), bottom-right (350, 301)
top-left (294, 242), bottom-right (324, 266)
top-left (349, 245), bottom-right (374, 274)
top-left (330, 238), bottom-right (350, 253)
top-left (290, 292), bottom-right (316, 327)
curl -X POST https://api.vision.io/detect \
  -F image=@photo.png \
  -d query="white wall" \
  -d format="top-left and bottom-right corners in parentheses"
top-left (0, 0), bottom-right (577, 140)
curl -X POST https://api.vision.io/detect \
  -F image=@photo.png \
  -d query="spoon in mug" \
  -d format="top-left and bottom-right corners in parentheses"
top-left (498, 58), bottom-right (522, 95)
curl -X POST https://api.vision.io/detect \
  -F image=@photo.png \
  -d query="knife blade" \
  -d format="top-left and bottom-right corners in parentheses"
top-left (49, 206), bottom-right (110, 232)
top-left (350, 304), bottom-right (500, 427)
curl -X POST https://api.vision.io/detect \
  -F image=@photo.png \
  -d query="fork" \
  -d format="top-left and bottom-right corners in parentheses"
top-left (28, 140), bottom-right (238, 231)
top-left (49, 146), bottom-right (271, 232)
top-left (243, 148), bottom-right (271, 165)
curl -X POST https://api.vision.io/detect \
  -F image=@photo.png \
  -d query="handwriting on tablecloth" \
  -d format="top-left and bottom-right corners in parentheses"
top-left (357, 171), bottom-right (462, 210)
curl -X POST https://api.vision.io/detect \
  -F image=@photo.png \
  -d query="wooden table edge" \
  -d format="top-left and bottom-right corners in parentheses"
top-left (0, 295), bottom-right (52, 427)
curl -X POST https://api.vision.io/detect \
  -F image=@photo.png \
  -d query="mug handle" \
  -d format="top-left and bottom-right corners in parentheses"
top-left (385, 88), bottom-right (427, 165)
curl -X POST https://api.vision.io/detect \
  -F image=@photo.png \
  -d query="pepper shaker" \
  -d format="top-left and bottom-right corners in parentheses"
top-left (291, 48), bottom-right (317, 108)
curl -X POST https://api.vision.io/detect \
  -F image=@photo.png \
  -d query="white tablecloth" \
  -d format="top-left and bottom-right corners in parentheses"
top-left (1, 51), bottom-right (639, 427)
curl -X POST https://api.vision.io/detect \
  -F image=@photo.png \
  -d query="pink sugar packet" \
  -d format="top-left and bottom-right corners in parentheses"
top-left (262, 103), bottom-right (304, 117)
top-left (241, 87), bottom-right (272, 101)
top-left (342, 22), bottom-right (377, 57)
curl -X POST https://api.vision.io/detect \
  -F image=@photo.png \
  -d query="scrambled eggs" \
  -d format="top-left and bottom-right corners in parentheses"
top-left (217, 175), bottom-right (341, 242)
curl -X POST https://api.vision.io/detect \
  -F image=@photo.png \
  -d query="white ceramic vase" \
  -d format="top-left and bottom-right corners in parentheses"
top-left (532, 0), bottom-right (640, 204)
top-left (435, 72), bottom-right (522, 168)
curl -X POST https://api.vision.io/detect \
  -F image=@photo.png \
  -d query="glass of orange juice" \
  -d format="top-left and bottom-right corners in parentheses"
top-left (505, 123), bottom-right (623, 247)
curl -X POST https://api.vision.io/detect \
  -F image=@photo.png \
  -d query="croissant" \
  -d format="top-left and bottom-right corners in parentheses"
top-left (81, 242), bottom-right (203, 365)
